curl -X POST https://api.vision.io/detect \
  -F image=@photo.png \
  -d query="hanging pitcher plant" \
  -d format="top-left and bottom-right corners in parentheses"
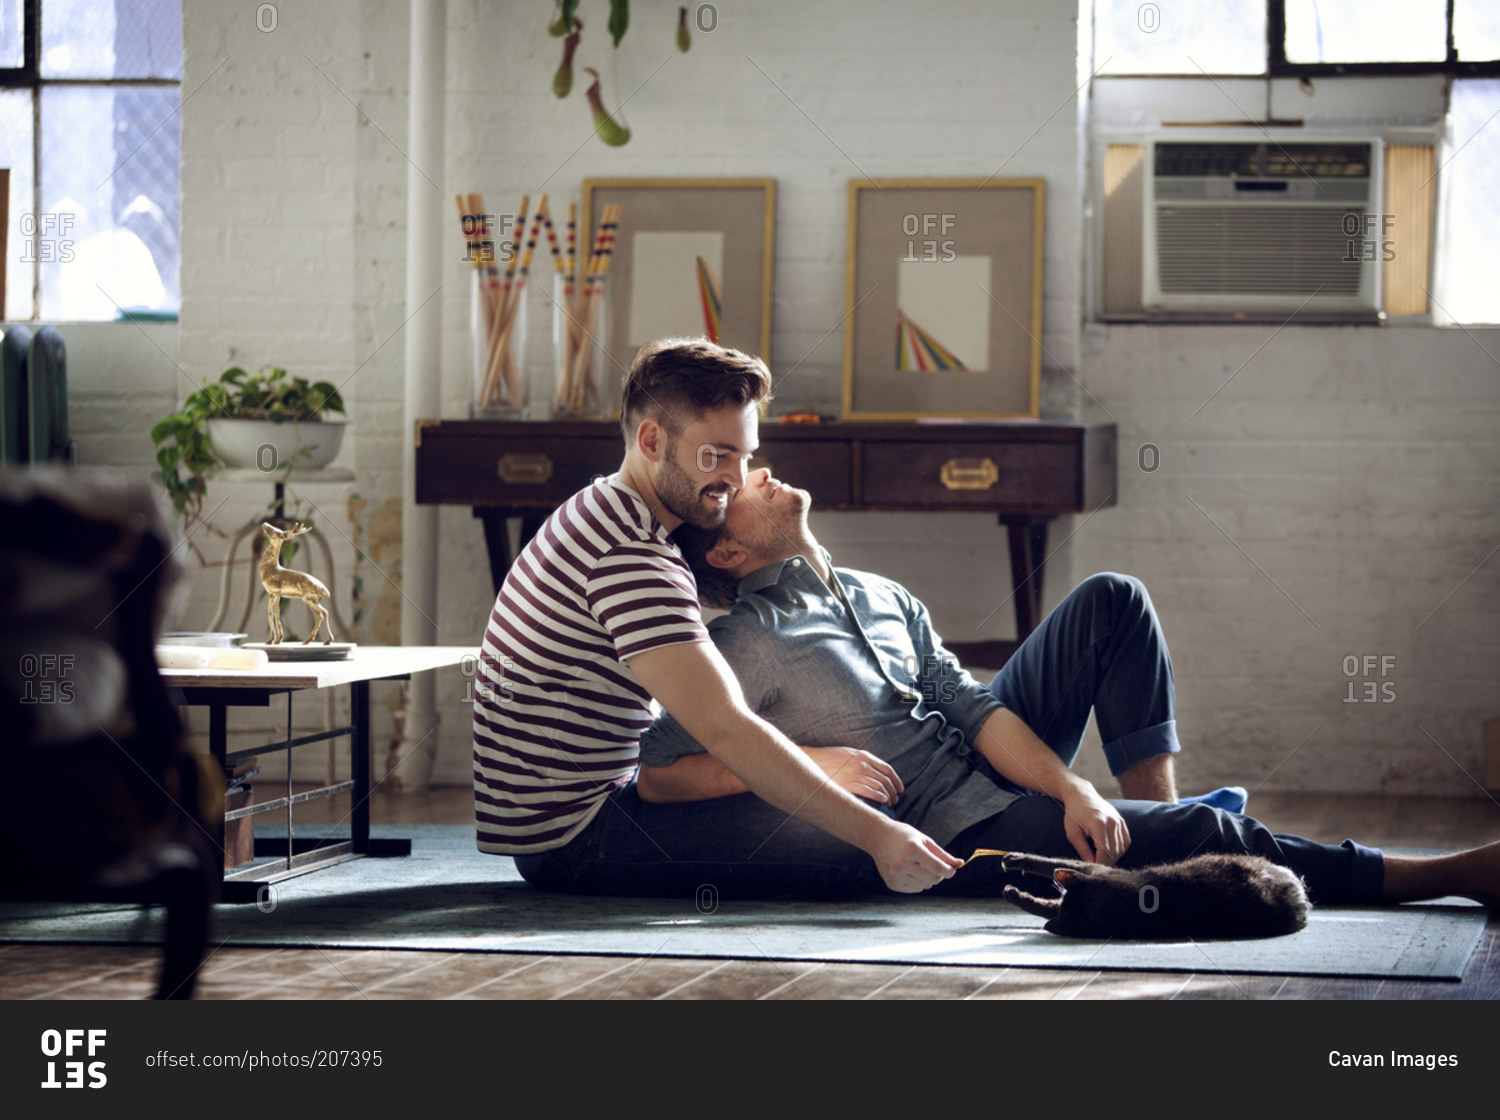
top-left (550, 0), bottom-right (684, 148)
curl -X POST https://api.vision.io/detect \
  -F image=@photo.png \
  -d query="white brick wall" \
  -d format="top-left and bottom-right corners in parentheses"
top-left (49, 0), bottom-right (1498, 799)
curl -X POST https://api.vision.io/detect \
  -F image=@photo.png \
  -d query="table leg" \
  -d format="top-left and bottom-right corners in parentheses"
top-left (351, 678), bottom-right (370, 854)
top-left (1001, 515), bottom-right (1050, 641)
top-left (351, 677), bottom-right (411, 859)
top-left (209, 702), bottom-right (228, 863)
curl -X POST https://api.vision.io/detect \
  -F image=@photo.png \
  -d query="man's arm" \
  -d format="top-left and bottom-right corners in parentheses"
top-left (972, 706), bottom-right (1130, 865)
top-left (636, 747), bottom-right (902, 806)
top-left (628, 639), bottom-right (954, 892)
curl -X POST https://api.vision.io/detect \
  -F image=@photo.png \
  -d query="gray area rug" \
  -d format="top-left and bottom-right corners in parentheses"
top-left (0, 826), bottom-right (1485, 979)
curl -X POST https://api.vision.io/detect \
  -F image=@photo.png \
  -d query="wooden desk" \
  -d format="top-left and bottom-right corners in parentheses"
top-left (161, 646), bottom-right (476, 903)
top-left (415, 419), bottom-right (1116, 655)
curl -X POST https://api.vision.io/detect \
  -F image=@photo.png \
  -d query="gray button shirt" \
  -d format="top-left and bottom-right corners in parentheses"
top-left (637, 554), bottom-right (1020, 846)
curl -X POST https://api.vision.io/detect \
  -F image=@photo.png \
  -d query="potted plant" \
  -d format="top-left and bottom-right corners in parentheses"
top-left (150, 364), bottom-right (347, 557)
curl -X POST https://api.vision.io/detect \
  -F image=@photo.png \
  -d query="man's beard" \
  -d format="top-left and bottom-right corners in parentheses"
top-left (655, 441), bottom-right (732, 530)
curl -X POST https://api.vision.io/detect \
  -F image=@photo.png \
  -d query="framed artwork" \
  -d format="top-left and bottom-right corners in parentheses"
top-left (581, 178), bottom-right (776, 407)
top-left (843, 178), bottom-right (1044, 420)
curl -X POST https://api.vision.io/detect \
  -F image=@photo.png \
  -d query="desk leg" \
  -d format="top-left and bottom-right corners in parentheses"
top-left (477, 508), bottom-right (548, 595)
top-left (1001, 515), bottom-right (1050, 641)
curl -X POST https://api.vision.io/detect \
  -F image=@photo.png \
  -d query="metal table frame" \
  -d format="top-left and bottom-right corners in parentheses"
top-left (162, 647), bottom-right (475, 905)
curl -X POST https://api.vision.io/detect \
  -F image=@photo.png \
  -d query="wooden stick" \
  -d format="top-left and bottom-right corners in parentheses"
top-left (468, 192), bottom-right (506, 401)
top-left (490, 199), bottom-right (547, 409)
top-left (568, 203), bottom-right (619, 407)
top-left (480, 194), bottom-right (529, 408)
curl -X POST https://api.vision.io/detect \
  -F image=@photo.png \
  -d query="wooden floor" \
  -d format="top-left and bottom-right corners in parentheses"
top-left (4, 789), bottom-right (1496, 1000)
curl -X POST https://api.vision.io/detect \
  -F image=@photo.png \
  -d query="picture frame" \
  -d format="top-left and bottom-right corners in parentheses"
top-left (580, 178), bottom-right (776, 408)
top-left (842, 178), bottom-right (1044, 420)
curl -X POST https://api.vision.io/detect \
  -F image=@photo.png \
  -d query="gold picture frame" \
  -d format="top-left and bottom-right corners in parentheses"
top-left (843, 178), bottom-right (1044, 420)
top-left (581, 178), bottom-right (776, 409)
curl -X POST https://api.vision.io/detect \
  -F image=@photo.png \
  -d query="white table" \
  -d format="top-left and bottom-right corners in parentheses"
top-left (160, 646), bottom-right (476, 903)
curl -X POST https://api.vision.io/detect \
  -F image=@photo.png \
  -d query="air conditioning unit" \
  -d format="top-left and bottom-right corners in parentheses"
top-left (1101, 135), bottom-right (1384, 322)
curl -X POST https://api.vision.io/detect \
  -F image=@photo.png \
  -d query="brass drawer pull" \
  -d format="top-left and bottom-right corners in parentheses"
top-left (497, 453), bottom-right (554, 485)
top-left (940, 457), bottom-right (999, 491)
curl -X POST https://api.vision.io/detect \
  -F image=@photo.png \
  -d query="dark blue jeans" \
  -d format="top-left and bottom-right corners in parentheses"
top-left (988, 571), bottom-right (1181, 783)
top-left (516, 573), bottom-right (1384, 904)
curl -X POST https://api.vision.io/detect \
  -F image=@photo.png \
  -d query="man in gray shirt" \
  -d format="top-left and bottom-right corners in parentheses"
top-left (621, 468), bottom-right (1500, 910)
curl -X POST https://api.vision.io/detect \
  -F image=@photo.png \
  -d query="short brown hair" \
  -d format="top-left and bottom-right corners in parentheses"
top-left (620, 338), bottom-right (773, 442)
top-left (671, 521), bottom-right (740, 610)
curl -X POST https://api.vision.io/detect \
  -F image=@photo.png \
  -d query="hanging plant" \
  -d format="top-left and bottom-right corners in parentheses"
top-left (584, 67), bottom-right (631, 147)
top-left (546, 1), bottom-right (635, 146)
top-left (553, 17), bottom-right (582, 97)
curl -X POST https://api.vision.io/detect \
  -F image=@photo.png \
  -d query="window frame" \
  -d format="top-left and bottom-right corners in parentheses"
top-left (0, 0), bottom-right (183, 321)
top-left (1095, 0), bottom-right (1500, 80)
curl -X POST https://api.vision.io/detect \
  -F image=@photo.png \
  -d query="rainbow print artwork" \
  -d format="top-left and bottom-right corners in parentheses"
top-left (696, 256), bottom-right (722, 344)
top-left (896, 311), bottom-right (968, 371)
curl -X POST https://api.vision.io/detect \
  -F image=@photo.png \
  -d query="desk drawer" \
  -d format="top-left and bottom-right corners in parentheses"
top-left (418, 433), bottom-right (621, 507)
top-left (860, 441), bottom-right (1080, 510)
top-left (749, 440), bottom-right (852, 507)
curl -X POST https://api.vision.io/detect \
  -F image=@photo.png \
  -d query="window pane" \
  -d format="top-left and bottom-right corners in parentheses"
top-left (1286, 0), bottom-right (1448, 64)
top-left (0, 0), bottom-right (23, 68)
top-left (41, 0), bottom-right (181, 79)
top-left (1094, 0), bottom-right (1265, 74)
top-left (1440, 80), bottom-right (1500, 323)
top-left (40, 85), bottom-right (179, 320)
top-left (0, 89), bottom-right (35, 320)
top-left (1455, 0), bottom-right (1500, 62)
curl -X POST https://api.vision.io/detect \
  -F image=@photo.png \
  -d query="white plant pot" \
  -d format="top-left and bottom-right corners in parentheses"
top-left (207, 418), bottom-right (346, 473)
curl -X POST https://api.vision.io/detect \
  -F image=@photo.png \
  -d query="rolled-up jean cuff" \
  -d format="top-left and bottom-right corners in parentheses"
top-left (1101, 719), bottom-right (1181, 776)
top-left (1344, 839), bottom-right (1386, 905)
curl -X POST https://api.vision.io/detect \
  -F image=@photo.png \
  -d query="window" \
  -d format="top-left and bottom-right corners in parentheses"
top-left (1087, 0), bottom-right (1500, 323)
top-left (0, 0), bottom-right (182, 321)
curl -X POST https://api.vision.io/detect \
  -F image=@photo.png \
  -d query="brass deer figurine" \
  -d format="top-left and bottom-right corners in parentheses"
top-left (259, 521), bottom-right (333, 645)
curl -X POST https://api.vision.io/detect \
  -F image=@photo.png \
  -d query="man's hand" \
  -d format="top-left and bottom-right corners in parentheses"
top-left (1059, 782), bottom-right (1131, 865)
top-left (870, 821), bottom-right (962, 893)
top-left (804, 747), bottom-right (903, 806)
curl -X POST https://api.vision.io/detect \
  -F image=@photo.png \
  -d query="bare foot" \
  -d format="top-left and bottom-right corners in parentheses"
top-left (1381, 840), bottom-right (1500, 908)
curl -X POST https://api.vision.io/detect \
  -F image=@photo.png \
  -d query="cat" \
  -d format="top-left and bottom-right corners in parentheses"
top-left (999, 852), bottom-right (1310, 940)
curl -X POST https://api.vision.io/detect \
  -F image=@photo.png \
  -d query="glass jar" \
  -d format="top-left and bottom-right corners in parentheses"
top-left (552, 272), bottom-right (609, 419)
top-left (471, 266), bottom-right (527, 419)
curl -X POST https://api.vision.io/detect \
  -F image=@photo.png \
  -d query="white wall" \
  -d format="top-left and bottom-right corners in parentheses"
top-left (53, 0), bottom-right (1496, 798)
top-left (1067, 323), bottom-right (1500, 798)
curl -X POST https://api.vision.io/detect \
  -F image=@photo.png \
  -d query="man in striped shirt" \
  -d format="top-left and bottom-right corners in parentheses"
top-left (473, 338), bottom-right (960, 896)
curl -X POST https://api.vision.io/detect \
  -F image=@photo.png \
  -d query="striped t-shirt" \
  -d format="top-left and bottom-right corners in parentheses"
top-left (472, 474), bottom-right (709, 854)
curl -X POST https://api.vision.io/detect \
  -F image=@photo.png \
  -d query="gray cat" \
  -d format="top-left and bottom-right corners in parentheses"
top-left (1000, 852), bottom-right (1311, 940)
